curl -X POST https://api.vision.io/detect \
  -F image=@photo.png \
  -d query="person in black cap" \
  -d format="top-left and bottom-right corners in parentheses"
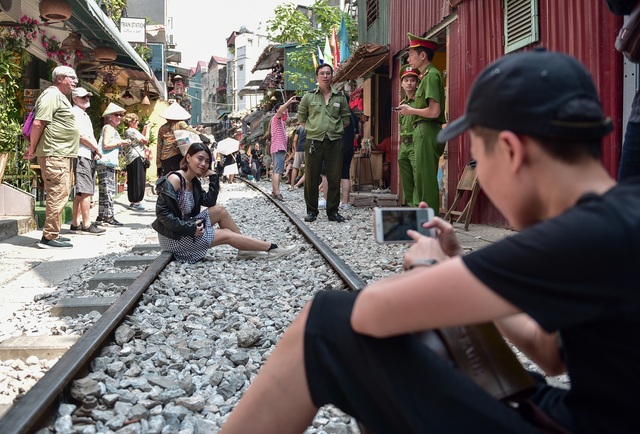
top-left (220, 49), bottom-right (638, 434)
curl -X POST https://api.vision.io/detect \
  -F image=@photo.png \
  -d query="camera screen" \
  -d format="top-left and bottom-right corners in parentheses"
top-left (382, 210), bottom-right (419, 241)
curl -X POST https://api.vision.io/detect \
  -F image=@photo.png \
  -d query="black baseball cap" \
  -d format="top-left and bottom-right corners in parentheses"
top-left (438, 48), bottom-right (613, 143)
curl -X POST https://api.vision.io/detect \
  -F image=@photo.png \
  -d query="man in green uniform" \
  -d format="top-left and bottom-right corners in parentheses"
top-left (398, 34), bottom-right (446, 210)
top-left (397, 65), bottom-right (421, 206)
top-left (298, 64), bottom-right (351, 223)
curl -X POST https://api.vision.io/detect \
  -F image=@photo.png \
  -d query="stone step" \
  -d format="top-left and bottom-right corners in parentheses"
top-left (0, 335), bottom-right (79, 360)
top-left (0, 216), bottom-right (37, 242)
top-left (113, 255), bottom-right (158, 268)
top-left (87, 272), bottom-right (141, 290)
top-left (49, 296), bottom-right (118, 317)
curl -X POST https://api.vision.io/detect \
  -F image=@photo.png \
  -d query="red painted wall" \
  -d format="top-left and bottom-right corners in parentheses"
top-left (446, 0), bottom-right (623, 227)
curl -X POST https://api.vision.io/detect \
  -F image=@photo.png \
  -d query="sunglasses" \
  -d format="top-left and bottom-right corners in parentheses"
top-left (79, 95), bottom-right (90, 100)
top-left (113, 113), bottom-right (124, 118)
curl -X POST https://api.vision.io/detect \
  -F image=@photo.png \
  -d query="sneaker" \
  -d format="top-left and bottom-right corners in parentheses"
top-left (237, 250), bottom-right (268, 260)
top-left (79, 223), bottom-right (106, 235)
top-left (37, 237), bottom-right (73, 249)
top-left (271, 192), bottom-right (284, 201)
top-left (267, 245), bottom-right (297, 260)
top-left (95, 216), bottom-right (105, 225)
top-left (104, 218), bottom-right (123, 226)
top-left (130, 203), bottom-right (145, 211)
top-left (328, 212), bottom-right (346, 223)
top-left (58, 235), bottom-right (71, 242)
top-left (318, 198), bottom-right (327, 209)
top-left (340, 202), bottom-right (351, 211)
top-left (69, 224), bottom-right (82, 234)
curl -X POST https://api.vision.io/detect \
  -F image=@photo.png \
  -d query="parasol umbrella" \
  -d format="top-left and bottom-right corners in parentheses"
top-left (217, 137), bottom-right (240, 155)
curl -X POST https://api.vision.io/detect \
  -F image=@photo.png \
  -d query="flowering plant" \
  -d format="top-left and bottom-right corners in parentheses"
top-left (0, 15), bottom-right (42, 52)
top-left (40, 34), bottom-right (75, 66)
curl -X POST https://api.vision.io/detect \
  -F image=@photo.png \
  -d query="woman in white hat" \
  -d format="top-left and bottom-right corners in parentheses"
top-left (157, 102), bottom-right (195, 175)
top-left (96, 102), bottom-right (129, 226)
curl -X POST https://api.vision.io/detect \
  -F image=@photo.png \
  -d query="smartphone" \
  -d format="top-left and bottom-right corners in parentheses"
top-left (392, 106), bottom-right (401, 111)
top-left (294, 96), bottom-right (302, 102)
top-left (373, 207), bottom-right (435, 243)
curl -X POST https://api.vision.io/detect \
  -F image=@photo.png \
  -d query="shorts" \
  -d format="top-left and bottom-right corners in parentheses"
top-left (271, 150), bottom-right (286, 175)
top-left (304, 290), bottom-right (557, 434)
top-left (341, 145), bottom-right (354, 180)
top-left (293, 151), bottom-right (305, 169)
top-left (74, 156), bottom-right (96, 195)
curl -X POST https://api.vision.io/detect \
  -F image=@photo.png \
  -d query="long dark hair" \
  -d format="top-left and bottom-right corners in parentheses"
top-left (180, 142), bottom-right (213, 171)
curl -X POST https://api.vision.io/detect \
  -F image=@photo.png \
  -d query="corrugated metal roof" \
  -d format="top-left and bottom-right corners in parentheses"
top-left (333, 44), bottom-right (389, 83)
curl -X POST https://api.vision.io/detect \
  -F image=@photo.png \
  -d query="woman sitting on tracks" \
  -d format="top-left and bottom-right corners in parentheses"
top-left (152, 142), bottom-right (296, 263)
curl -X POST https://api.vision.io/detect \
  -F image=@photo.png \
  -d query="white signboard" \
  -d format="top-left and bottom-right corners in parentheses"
top-left (120, 17), bottom-right (146, 43)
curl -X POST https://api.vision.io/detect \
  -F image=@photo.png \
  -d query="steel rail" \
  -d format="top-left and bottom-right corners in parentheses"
top-left (242, 179), bottom-right (367, 292)
top-left (0, 252), bottom-right (174, 434)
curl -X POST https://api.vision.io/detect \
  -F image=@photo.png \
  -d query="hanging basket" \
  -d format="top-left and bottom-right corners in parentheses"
top-left (39, 0), bottom-right (73, 21)
top-left (94, 46), bottom-right (117, 62)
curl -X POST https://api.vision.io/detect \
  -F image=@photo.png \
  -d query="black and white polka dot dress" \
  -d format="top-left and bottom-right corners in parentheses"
top-left (158, 190), bottom-right (214, 263)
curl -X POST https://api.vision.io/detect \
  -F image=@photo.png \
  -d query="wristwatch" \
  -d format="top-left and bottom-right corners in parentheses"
top-left (408, 259), bottom-right (439, 270)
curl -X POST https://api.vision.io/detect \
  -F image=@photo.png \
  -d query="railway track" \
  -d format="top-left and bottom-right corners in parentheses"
top-left (0, 179), bottom-right (512, 433)
top-left (0, 181), bottom-right (381, 433)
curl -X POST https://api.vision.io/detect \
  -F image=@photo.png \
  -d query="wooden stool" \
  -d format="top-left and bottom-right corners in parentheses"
top-left (355, 152), bottom-right (374, 192)
top-left (443, 164), bottom-right (481, 231)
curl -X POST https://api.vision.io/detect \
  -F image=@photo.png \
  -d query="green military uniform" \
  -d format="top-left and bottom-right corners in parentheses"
top-left (413, 63), bottom-right (446, 210)
top-left (398, 92), bottom-right (419, 206)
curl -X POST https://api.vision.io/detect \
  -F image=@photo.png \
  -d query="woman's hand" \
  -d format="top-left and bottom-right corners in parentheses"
top-left (194, 219), bottom-right (204, 236)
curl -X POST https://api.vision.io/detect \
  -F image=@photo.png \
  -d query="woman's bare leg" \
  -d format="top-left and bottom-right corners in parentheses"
top-left (209, 205), bottom-right (240, 233)
top-left (341, 179), bottom-right (351, 205)
top-left (212, 228), bottom-right (270, 251)
top-left (220, 304), bottom-right (318, 434)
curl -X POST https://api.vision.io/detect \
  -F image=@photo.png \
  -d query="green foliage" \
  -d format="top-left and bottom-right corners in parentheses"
top-left (101, 0), bottom-right (127, 22)
top-left (133, 43), bottom-right (152, 61)
top-left (0, 45), bottom-right (27, 153)
top-left (266, 0), bottom-right (358, 89)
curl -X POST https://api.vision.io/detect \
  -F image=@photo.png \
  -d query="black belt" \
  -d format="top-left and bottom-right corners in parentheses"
top-left (413, 119), bottom-right (428, 128)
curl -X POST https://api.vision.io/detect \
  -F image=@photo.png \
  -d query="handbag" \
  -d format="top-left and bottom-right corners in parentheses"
top-left (415, 322), bottom-right (537, 402)
top-left (22, 111), bottom-right (35, 140)
top-left (96, 126), bottom-right (120, 169)
top-left (132, 145), bottom-right (151, 169)
top-left (615, 1), bottom-right (640, 63)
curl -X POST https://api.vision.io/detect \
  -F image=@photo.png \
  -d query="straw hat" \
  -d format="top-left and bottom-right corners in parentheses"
top-left (102, 102), bottom-right (125, 117)
top-left (161, 101), bottom-right (191, 121)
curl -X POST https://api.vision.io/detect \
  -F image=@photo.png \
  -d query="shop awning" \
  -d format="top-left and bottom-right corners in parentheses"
top-left (333, 44), bottom-right (389, 84)
top-left (252, 44), bottom-right (284, 73)
top-left (67, 0), bottom-right (150, 75)
top-left (238, 80), bottom-right (264, 97)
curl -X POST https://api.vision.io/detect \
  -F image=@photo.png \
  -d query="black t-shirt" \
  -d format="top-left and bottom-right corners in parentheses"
top-left (463, 179), bottom-right (640, 433)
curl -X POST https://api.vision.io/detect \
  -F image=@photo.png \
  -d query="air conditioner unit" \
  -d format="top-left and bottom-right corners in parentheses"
top-left (0, 0), bottom-right (21, 22)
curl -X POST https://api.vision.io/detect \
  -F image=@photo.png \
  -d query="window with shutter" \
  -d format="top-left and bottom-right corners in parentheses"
top-left (366, 0), bottom-right (379, 29)
top-left (504, 0), bottom-right (539, 53)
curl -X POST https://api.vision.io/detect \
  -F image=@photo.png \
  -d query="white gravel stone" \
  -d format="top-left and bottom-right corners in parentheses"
top-left (0, 181), bottom-right (564, 433)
